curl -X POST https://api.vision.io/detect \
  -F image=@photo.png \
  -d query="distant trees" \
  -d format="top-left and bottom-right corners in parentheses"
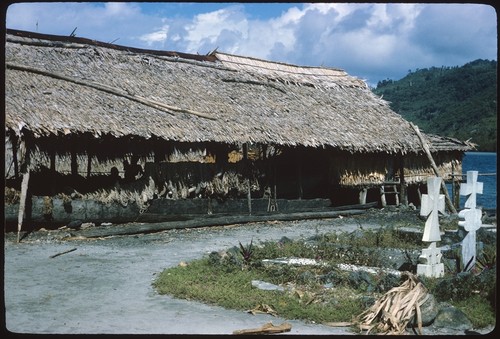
top-left (372, 59), bottom-right (497, 151)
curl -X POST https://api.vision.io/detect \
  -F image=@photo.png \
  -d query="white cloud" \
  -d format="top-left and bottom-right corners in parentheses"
top-left (139, 26), bottom-right (169, 46)
top-left (103, 2), bottom-right (140, 17)
top-left (182, 6), bottom-right (249, 54)
top-left (6, 2), bottom-right (497, 85)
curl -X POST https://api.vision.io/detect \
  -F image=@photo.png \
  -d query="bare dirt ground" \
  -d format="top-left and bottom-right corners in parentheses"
top-left (3, 209), bottom-right (495, 335)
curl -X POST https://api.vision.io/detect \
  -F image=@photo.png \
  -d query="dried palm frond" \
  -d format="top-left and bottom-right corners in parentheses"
top-left (355, 272), bottom-right (428, 335)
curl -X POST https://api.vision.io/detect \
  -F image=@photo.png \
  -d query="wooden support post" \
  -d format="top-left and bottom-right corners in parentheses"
top-left (50, 150), bottom-right (56, 172)
top-left (11, 135), bottom-right (19, 178)
top-left (399, 154), bottom-right (408, 206)
top-left (17, 138), bottom-right (31, 243)
top-left (451, 162), bottom-right (461, 210)
top-left (453, 179), bottom-right (461, 210)
top-left (274, 154), bottom-right (278, 211)
top-left (87, 152), bottom-right (92, 178)
top-left (247, 180), bottom-right (252, 215)
top-left (410, 123), bottom-right (457, 214)
top-left (380, 185), bottom-right (387, 207)
top-left (359, 187), bottom-right (367, 205)
top-left (243, 143), bottom-right (248, 161)
top-left (243, 143), bottom-right (252, 215)
top-left (17, 170), bottom-right (30, 243)
top-left (71, 150), bottom-right (78, 176)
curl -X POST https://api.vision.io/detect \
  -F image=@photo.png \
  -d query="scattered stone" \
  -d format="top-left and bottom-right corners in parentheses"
top-left (279, 236), bottom-right (293, 244)
top-left (251, 280), bottom-right (285, 292)
top-left (336, 263), bottom-right (401, 276)
top-left (262, 257), bottom-right (325, 267)
top-left (432, 306), bottom-right (473, 330)
top-left (347, 270), bottom-right (375, 292)
top-left (67, 220), bottom-right (83, 229)
top-left (81, 222), bottom-right (95, 229)
top-left (209, 246), bottom-right (242, 268)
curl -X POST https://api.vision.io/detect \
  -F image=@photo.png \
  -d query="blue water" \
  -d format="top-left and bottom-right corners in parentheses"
top-left (447, 152), bottom-right (497, 210)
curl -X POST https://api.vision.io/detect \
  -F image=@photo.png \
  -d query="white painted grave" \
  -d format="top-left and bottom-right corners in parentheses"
top-left (417, 177), bottom-right (445, 278)
top-left (419, 177), bottom-right (445, 242)
top-left (417, 242), bottom-right (445, 277)
top-left (460, 171), bottom-right (483, 209)
top-left (458, 171), bottom-right (483, 271)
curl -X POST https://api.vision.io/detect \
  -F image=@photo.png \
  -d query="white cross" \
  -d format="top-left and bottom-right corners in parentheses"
top-left (458, 171), bottom-right (483, 271)
top-left (420, 177), bottom-right (445, 242)
top-left (458, 207), bottom-right (483, 232)
top-left (460, 171), bottom-right (483, 209)
top-left (459, 208), bottom-right (482, 271)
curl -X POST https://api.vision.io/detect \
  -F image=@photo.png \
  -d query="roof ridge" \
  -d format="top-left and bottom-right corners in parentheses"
top-left (214, 51), bottom-right (345, 72)
top-left (6, 29), bottom-right (217, 63)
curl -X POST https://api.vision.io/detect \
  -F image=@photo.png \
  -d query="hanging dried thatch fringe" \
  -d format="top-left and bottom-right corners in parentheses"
top-left (5, 62), bottom-right (216, 121)
top-left (355, 272), bottom-right (428, 335)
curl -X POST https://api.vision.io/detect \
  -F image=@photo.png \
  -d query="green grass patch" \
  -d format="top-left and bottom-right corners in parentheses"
top-left (455, 295), bottom-right (497, 328)
top-left (153, 226), bottom-right (496, 329)
top-left (154, 257), bottom-right (365, 323)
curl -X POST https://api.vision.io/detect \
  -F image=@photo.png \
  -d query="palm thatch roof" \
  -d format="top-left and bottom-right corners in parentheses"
top-left (5, 29), bottom-right (473, 155)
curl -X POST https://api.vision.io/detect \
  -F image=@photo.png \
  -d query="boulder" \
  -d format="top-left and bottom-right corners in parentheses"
top-left (67, 220), bottom-right (83, 229)
top-left (416, 293), bottom-right (439, 326)
top-left (432, 306), bottom-right (473, 330)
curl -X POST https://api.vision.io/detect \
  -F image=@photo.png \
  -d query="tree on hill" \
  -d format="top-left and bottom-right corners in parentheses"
top-left (373, 59), bottom-right (497, 151)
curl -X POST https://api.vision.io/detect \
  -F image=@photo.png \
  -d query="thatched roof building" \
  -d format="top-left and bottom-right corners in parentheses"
top-left (4, 29), bottom-right (474, 231)
top-left (5, 29), bottom-right (469, 154)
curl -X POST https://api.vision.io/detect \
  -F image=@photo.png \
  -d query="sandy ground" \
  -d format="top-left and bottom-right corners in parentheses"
top-left (3, 211), bottom-right (495, 335)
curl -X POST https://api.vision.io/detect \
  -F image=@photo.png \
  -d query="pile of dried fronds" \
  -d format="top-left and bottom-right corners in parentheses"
top-left (355, 272), bottom-right (428, 335)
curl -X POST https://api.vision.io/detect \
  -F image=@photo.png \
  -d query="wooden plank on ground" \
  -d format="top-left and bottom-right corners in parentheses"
top-left (76, 208), bottom-right (368, 238)
top-left (233, 322), bottom-right (292, 335)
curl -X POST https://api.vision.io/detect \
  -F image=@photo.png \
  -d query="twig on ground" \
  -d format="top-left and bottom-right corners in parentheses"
top-left (50, 248), bottom-right (77, 258)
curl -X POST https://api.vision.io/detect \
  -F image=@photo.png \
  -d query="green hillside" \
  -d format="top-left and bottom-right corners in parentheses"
top-left (372, 59), bottom-right (497, 151)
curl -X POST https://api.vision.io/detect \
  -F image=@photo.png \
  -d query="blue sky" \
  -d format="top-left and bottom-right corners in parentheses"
top-left (5, 2), bottom-right (497, 86)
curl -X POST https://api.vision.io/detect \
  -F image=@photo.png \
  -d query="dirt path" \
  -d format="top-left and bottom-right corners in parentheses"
top-left (5, 217), bottom-right (374, 335)
top-left (3, 211), bottom-right (494, 335)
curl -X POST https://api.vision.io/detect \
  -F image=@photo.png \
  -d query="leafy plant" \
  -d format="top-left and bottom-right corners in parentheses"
top-left (475, 244), bottom-right (496, 272)
top-left (239, 239), bottom-right (254, 265)
top-left (447, 244), bottom-right (497, 274)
